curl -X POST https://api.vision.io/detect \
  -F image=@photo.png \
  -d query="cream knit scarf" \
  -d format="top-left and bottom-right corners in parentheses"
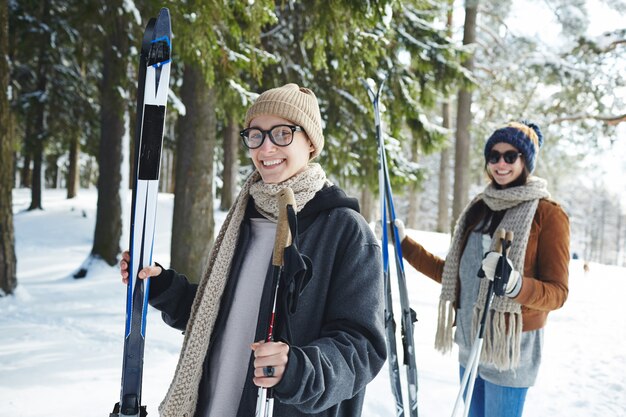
top-left (435, 176), bottom-right (550, 370)
top-left (158, 163), bottom-right (328, 417)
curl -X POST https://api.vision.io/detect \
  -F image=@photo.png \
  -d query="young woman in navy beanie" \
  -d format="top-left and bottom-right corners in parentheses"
top-left (395, 121), bottom-right (570, 417)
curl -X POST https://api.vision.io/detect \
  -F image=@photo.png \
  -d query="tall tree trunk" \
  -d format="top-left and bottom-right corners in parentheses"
top-left (45, 153), bottom-right (59, 188)
top-left (437, 0), bottom-right (454, 234)
top-left (90, 4), bottom-right (129, 266)
top-left (162, 122), bottom-right (176, 193)
top-left (29, 132), bottom-right (44, 209)
top-left (220, 113), bottom-right (239, 211)
top-left (21, 153), bottom-right (31, 188)
top-left (452, 1), bottom-right (478, 225)
top-left (360, 186), bottom-right (375, 223)
top-left (12, 152), bottom-right (17, 188)
top-left (0, 0), bottom-right (17, 295)
top-left (28, 0), bottom-right (51, 210)
top-left (84, 156), bottom-right (95, 188)
top-left (407, 133), bottom-right (420, 229)
top-left (437, 101), bottom-right (452, 233)
top-left (160, 148), bottom-right (174, 193)
top-left (67, 134), bottom-right (79, 198)
top-left (171, 63), bottom-right (216, 282)
top-left (599, 196), bottom-right (606, 263)
top-left (407, 188), bottom-right (420, 229)
top-left (616, 204), bottom-right (622, 265)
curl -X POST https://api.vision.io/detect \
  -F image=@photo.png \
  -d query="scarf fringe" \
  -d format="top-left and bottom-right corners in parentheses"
top-left (472, 303), bottom-right (522, 371)
top-left (435, 299), bottom-right (455, 353)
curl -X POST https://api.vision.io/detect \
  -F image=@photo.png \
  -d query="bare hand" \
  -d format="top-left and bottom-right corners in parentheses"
top-left (119, 250), bottom-right (163, 284)
top-left (251, 341), bottom-right (290, 388)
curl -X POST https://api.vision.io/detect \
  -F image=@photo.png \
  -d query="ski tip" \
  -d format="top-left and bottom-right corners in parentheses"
top-left (145, 8), bottom-right (171, 68)
top-left (157, 7), bottom-right (170, 19)
top-left (155, 8), bottom-right (172, 38)
top-left (141, 18), bottom-right (156, 57)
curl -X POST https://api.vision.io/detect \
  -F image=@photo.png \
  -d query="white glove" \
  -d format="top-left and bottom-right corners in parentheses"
top-left (393, 219), bottom-right (407, 242)
top-left (481, 252), bottom-right (522, 297)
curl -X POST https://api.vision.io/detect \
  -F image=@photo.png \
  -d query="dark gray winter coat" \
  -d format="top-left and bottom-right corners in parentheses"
top-left (149, 185), bottom-right (386, 417)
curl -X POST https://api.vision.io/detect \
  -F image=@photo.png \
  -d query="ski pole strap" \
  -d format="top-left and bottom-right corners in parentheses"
top-left (272, 188), bottom-right (296, 267)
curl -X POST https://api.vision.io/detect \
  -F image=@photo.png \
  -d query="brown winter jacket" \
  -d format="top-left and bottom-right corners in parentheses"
top-left (401, 199), bottom-right (570, 332)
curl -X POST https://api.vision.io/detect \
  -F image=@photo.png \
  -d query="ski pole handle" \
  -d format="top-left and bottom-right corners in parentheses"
top-left (494, 228), bottom-right (506, 253)
top-left (272, 188), bottom-right (296, 267)
top-left (494, 229), bottom-right (514, 296)
top-left (504, 231), bottom-right (514, 252)
top-left (477, 229), bottom-right (506, 278)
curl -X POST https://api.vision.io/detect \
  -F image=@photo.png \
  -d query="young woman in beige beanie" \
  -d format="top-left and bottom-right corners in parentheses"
top-left (394, 121), bottom-right (569, 417)
top-left (120, 83), bottom-right (386, 417)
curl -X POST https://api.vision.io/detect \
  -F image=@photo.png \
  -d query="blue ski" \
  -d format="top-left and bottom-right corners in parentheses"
top-left (363, 78), bottom-right (419, 417)
top-left (110, 8), bottom-right (172, 417)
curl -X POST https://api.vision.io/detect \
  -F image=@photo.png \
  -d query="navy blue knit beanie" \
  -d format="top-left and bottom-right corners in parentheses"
top-left (483, 121), bottom-right (544, 173)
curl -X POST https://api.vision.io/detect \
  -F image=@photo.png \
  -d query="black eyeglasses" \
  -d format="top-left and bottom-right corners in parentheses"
top-left (487, 150), bottom-right (522, 165)
top-left (239, 124), bottom-right (304, 149)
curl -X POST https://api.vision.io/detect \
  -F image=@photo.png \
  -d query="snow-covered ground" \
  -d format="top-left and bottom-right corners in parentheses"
top-left (1, 189), bottom-right (625, 417)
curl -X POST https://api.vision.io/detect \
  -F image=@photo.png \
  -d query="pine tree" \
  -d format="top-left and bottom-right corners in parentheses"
top-left (0, 0), bottom-right (17, 296)
top-left (167, 1), bottom-right (275, 280)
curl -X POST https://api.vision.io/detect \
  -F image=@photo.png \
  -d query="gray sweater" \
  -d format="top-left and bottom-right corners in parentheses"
top-left (455, 231), bottom-right (543, 388)
top-left (204, 218), bottom-right (276, 417)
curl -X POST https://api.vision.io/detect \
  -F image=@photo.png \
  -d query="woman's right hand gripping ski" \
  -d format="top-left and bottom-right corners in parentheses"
top-left (120, 250), bottom-right (163, 284)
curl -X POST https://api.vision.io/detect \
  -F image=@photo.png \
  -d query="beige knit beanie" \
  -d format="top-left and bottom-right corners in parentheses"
top-left (244, 83), bottom-right (324, 159)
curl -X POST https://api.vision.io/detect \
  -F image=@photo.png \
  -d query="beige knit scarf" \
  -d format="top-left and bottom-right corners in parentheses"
top-left (158, 163), bottom-right (328, 417)
top-left (435, 176), bottom-right (550, 370)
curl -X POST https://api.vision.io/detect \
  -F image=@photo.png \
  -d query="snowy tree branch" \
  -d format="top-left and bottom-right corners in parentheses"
top-left (551, 113), bottom-right (626, 126)
top-left (602, 39), bottom-right (626, 52)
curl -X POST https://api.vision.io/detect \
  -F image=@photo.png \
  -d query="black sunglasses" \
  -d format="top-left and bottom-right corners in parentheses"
top-left (487, 150), bottom-right (522, 165)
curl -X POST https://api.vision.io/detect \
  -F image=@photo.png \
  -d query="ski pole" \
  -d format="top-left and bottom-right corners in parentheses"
top-left (255, 187), bottom-right (296, 417)
top-left (451, 228), bottom-right (513, 417)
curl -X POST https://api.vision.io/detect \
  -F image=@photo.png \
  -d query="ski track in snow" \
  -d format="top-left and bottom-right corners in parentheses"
top-left (1, 189), bottom-right (625, 417)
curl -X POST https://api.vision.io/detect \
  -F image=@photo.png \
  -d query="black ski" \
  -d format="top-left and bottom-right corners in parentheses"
top-left (363, 79), bottom-right (419, 417)
top-left (110, 8), bottom-right (172, 417)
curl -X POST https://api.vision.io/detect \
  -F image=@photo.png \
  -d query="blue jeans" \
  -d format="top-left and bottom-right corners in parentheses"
top-left (459, 366), bottom-right (528, 417)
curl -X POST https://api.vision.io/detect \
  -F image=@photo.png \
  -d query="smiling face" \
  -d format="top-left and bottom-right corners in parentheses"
top-left (486, 142), bottom-right (525, 187)
top-left (248, 115), bottom-right (314, 184)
